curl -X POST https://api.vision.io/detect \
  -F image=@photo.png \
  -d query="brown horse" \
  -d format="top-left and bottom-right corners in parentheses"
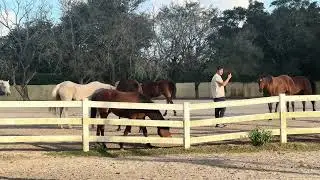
top-left (260, 75), bottom-right (317, 114)
top-left (258, 75), bottom-right (297, 119)
top-left (115, 79), bottom-right (144, 131)
top-left (141, 80), bottom-right (177, 116)
top-left (90, 88), bottom-right (171, 149)
top-left (290, 76), bottom-right (316, 111)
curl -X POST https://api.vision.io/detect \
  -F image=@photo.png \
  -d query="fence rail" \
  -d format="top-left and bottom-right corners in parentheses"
top-left (189, 96), bottom-right (280, 110)
top-left (0, 94), bottom-right (319, 152)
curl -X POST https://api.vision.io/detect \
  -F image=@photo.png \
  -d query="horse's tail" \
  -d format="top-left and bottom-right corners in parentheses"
top-left (48, 93), bottom-right (61, 115)
top-left (170, 81), bottom-right (177, 99)
top-left (90, 91), bottom-right (99, 119)
top-left (51, 82), bottom-right (62, 98)
top-left (48, 83), bottom-right (62, 114)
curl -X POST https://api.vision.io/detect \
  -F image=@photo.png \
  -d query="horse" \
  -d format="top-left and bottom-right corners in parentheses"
top-left (115, 79), bottom-right (144, 131)
top-left (258, 75), bottom-right (297, 120)
top-left (141, 80), bottom-right (177, 116)
top-left (260, 75), bottom-right (317, 114)
top-left (0, 80), bottom-right (11, 96)
top-left (49, 81), bottom-right (116, 129)
top-left (90, 88), bottom-right (172, 150)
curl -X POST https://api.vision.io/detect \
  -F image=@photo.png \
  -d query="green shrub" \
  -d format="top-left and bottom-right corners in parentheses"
top-left (249, 127), bottom-right (273, 146)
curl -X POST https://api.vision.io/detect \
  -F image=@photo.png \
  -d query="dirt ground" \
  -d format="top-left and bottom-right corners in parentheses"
top-left (0, 99), bottom-right (320, 179)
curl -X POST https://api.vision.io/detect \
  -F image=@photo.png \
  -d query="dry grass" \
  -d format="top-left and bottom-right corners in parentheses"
top-left (47, 142), bottom-right (320, 158)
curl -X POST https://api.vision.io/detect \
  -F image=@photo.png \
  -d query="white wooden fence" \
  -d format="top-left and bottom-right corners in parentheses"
top-left (0, 94), bottom-right (320, 152)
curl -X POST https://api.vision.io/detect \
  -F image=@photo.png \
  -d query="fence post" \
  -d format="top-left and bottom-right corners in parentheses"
top-left (82, 98), bottom-right (90, 152)
top-left (279, 93), bottom-right (287, 143)
top-left (183, 102), bottom-right (191, 149)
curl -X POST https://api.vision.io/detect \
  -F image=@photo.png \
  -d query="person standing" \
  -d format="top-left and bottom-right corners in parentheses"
top-left (211, 66), bottom-right (232, 128)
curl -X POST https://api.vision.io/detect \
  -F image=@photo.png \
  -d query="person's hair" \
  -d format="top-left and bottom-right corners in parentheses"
top-left (216, 66), bottom-right (223, 71)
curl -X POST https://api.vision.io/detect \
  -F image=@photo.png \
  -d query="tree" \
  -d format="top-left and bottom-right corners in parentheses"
top-left (257, 0), bottom-right (320, 77)
top-left (154, 2), bottom-right (217, 97)
top-left (207, 5), bottom-right (264, 81)
top-left (57, 0), bottom-right (154, 84)
top-left (0, 0), bottom-right (58, 100)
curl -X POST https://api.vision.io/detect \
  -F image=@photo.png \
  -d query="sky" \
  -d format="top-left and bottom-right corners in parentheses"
top-left (48, 0), bottom-right (276, 21)
top-left (1, 0), bottom-right (319, 36)
top-left (137, 0), bottom-right (274, 13)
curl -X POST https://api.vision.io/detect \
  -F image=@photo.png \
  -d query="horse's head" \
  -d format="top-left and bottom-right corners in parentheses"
top-left (147, 110), bottom-right (171, 137)
top-left (116, 79), bottom-right (143, 94)
top-left (0, 80), bottom-right (11, 96)
top-left (258, 76), bottom-right (272, 92)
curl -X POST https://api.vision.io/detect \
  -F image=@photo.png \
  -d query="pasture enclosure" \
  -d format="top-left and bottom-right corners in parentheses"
top-left (1, 82), bottom-right (319, 100)
top-left (0, 94), bottom-right (320, 152)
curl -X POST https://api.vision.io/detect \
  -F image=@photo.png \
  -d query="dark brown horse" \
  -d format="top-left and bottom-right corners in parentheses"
top-left (258, 75), bottom-right (297, 119)
top-left (141, 80), bottom-right (177, 116)
top-left (90, 88), bottom-right (171, 149)
top-left (290, 76), bottom-right (316, 111)
top-left (115, 79), bottom-right (144, 131)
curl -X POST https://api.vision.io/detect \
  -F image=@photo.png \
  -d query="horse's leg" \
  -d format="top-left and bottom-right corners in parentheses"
top-left (96, 125), bottom-right (104, 136)
top-left (96, 110), bottom-right (109, 149)
top-left (291, 101), bottom-right (295, 112)
top-left (141, 127), bottom-right (153, 148)
top-left (169, 98), bottom-right (177, 116)
top-left (312, 101), bottom-right (316, 111)
top-left (139, 116), bottom-right (146, 133)
top-left (117, 125), bottom-right (121, 131)
top-left (163, 109), bottom-right (168, 117)
top-left (302, 101), bottom-right (306, 111)
top-left (116, 116), bottom-right (131, 133)
top-left (59, 107), bottom-right (64, 129)
top-left (117, 116), bottom-right (121, 131)
top-left (267, 103), bottom-right (273, 120)
top-left (96, 125), bottom-right (107, 149)
top-left (292, 101), bottom-right (296, 120)
top-left (163, 110), bottom-right (168, 116)
top-left (163, 95), bottom-right (170, 116)
top-left (119, 126), bottom-right (131, 150)
top-left (275, 102), bottom-right (279, 113)
top-left (91, 110), bottom-right (99, 129)
top-left (65, 107), bottom-right (72, 129)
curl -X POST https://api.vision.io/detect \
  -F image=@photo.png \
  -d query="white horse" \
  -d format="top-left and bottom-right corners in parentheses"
top-left (0, 80), bottom-right (11, 96)
top-left (49, 81), bottom-right (116, 128)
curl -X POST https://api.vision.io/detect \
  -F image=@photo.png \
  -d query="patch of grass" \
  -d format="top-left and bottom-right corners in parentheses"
top-left (248, 127), bottom-right (273, 146)
top-left (46, 142), bottom-right (320, 158)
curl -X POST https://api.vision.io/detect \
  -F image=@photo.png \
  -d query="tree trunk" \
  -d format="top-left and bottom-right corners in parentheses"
top-left (22, 86), bottom-right (30, 100)
top-left (14, 85), bottom-right (30, 101)
top-left (195, 81), bottom-right (200, 99)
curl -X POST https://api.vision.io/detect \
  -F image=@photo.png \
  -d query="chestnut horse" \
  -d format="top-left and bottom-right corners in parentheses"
top-left (260, 75), bottom-right (317, 114)
top-left (115, 79), bottom-right (144, 131)
top-left (90, 89), bottom-right (171, 149)
top-left (141, 80), bottom-right (177, 116)
top-left (258, 75), bottom-right (297, 120)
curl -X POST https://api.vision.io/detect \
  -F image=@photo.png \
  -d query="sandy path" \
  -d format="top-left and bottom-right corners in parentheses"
top-left (1, 150), bottom-right (320, 180)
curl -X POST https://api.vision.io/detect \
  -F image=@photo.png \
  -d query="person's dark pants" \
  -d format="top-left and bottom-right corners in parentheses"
top-left (213, 97), bottom-right (226, 127)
